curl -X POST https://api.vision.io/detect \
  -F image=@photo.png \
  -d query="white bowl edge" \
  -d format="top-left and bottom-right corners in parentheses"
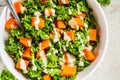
top-left (0, 0), bottom-right (108, 80)
top-left (0, 6), bottom-right (26, 80)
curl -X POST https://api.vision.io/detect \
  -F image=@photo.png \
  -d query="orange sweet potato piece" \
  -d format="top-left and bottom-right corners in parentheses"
top-left (20, 37), bottom-right (32, 47)
top-left (39, 39), bottom-right (51, 50)
top-left (75, 12), bottom-right (86, 19)
top-left (38, 18), bottom-right (45, 29)
top-left (22, 48), bottom-right (32, 59)
top-left (31, 17), bottom-right (36, 26)
top-left (36, 52), bottom-right (41, 59)
top-left (16, 59), bottom-right (29, 69)
top-left (58, 0), bottom-right (69, 5)
top-left (31, 17), bottom-right (45, 29)
top-left (5, 18), bottom-right (18, 31)
top-left (56, 20), bottom-right (66, 29)
top-left (83, 48), bottom-right (96, 61)
top-left (89, 29), bottom-right (97, 41)
top-left (43, 74), bottom-right (52, 80)
top-left (14, 1), bottom-right (22, 14)
top-left (74, 18), bottom-right (84, 28)
top-left (61, 65), bottom-right (77, 76)
top-left (66, 30), bottom-right (75, 41)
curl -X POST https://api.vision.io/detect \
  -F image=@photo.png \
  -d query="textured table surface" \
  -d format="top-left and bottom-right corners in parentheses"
top-left (0, 0), bottom-right (120, 80)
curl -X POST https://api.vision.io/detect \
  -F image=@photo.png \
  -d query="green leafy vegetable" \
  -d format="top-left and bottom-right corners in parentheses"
top-left (97, 0), bottom-right (111, 5)
top-left (0, 70), bottom-right (16, 80)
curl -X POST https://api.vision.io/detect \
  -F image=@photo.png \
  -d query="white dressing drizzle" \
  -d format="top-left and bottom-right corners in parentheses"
top-left (21, 6), bottom-right (26, 14)
top-left (50, 0), bottom-right (53, 4)
top-left (34, 11), bottom-right (42, 17)
top-left (49, 18), bottom-right (53, 22)
top-left (45, 9), bottom-right (50, 17)
top-left (66, 53), bottom-right (76, 64)
top-left (20, 59), bottom-right (27, 73)
top-left (51, 9), bottom-right (55, 16)
top-left (63, 32), bottom-right (71, 41)
top-left (39, 50), bottom-right (45, 57)
top-left (77, 33), bottom-right (85, 47)
top-left (50, 0), bottom-right (56, 7)
top-left (61, 0), bottom-right (66, 4)
top-left (34, 17), bottom-right (40, 30)
top-left (84, 23), bottom-right (88, 28)
top-left (18, 46), bottom-right (23, 57)
top-left (68, 9), bottom-right (72, 15)
top-left (53, 27), bottom-right (59, 42)
top-left (79, 49), bottom-right (85, 57)
top-left (39, 50), bottom-right (48, 73)
top-left (28, 40), bottom-right (31, 47)
top-left (87, 36), bottom-right (90, 41)
top-left (42, 57), bottom-right (48, 73)
top-left (34, 11), bottom-right (42, 30)
top-left (63, 45), bottom-right (67, 51)
top-left (80, 16), bottom-right (84, 20)
top-left (77, 4), bottom-right (81, 14)
top-left (76, 24), bottom-right (79, 30)
top-left (78, 59), bottom-right (84, 66)
top-left (32, 59), bottom-right (37, 71)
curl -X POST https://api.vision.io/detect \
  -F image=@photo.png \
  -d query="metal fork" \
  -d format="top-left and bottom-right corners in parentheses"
top-left (4, 0), bottom-right (24, 32)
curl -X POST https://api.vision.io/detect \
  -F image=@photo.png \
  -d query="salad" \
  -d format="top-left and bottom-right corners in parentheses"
top-left (5, 0), bottom-right (99, 80)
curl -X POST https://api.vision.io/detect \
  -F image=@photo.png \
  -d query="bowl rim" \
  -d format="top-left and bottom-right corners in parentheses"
top-left (0, 0), bottom-right (108, 80)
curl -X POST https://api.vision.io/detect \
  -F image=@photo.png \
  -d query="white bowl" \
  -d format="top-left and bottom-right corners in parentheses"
top-left (0, 0), bottom-right (108, 80)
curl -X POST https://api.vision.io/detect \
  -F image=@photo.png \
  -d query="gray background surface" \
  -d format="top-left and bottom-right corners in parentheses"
top-left (0, 0), bottom-right (120, 80)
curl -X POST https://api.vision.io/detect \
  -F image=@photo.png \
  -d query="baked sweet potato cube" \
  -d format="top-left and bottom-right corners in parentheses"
top-left (83, 48), bottom-right (96, 61)
top-left (43, 74), bottom-right (52, 80)
top-left (20, 37), bottom-right (32, 47)
top-left (14, 1), bottom-right (22, 14)
top-left (61, 65), bottom-right (77, 76)
top-left (89, 29), bottom-right (97, 41)
top-left (16, 59), bottom-right (29, 69)
top-left (66, 30), bottom-right (75, 41)
top-left (74, 18), bottom-right (84, 28)
top-left (5, 18), bottom-right (18, 31)
top-left (22, 48), bottom-right (32, 59)
top-left (38, 18), bottom-right (44, 29)
top-left (31, 17), bottom-right (36, 26)
top-left (56, 20), bottom-right (66, 29)
top-left (39, 39), bottom-right (51, 50)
